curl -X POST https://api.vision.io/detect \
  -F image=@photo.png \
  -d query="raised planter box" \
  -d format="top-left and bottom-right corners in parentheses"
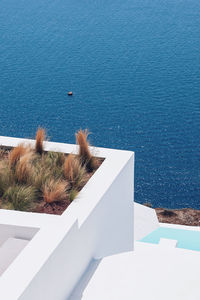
top-left (0, 136), bottom-right (134, 300)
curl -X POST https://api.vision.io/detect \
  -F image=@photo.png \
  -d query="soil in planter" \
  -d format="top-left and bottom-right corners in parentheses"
top-left (0, 129), bottom-right (103, 215)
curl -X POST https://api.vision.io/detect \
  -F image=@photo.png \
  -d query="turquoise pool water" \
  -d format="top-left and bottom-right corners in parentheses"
top-left (140, 227), bottom-right (200, 252)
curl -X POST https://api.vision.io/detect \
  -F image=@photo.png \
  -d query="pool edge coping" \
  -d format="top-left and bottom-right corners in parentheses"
top-left (159, 222), bottom-right (200, 231)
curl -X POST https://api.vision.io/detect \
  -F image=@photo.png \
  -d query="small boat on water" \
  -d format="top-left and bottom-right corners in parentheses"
top-left (68, 91), bottom-right (73, 96)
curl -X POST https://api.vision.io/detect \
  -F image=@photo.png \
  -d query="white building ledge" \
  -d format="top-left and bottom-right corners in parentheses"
top-left (159, 238), bottom-right (177, 248)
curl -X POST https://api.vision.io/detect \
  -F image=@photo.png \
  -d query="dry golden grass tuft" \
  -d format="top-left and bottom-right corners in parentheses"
top-left (35, 128), bottom-right (46, 155)
top-left (9, 144), bottom-right (27, 167)
top-left (43, 179), bottom-right (68, 203)
top-left (76, 129), bottom-right (97, 171)
top-left (15, 152), bottom-right (34, 184)
top-left (64, 154), bottom-right (73, 180)
top-left (76, 129), bottom-right (91, 162)
top-left (64, 154), bottom-right (86, 188)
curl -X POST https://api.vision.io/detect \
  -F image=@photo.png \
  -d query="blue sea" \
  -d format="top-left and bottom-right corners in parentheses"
top-left (0, 0), bottom-right (200, 209)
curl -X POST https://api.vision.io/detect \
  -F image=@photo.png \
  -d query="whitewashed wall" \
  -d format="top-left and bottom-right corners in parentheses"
top-left (134, 203), bottom-right (159, 240)
top-left (0, 137), bottom-right (134, 300)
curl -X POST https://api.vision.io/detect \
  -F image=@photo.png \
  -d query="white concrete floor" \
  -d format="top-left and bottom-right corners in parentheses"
top-left (70, 241), bottom-right (200, 300)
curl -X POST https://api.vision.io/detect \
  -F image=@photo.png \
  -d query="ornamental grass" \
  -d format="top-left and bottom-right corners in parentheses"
top-left (76, 129), bottom-right (98, 171)
top-left (43, 179), bottom-right (68, 204)
top-left (35, 128), bottom-right (45, 155)
top-left (64, 154), bottom-right (86, 188)
top-left (0, 128), bottom-right (101, 214)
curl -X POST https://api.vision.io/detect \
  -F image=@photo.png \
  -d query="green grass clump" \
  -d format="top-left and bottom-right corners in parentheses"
top-left (69, 189), bottom-right (78, 203)
top-left (0, 160), bottom-right (15, 196)
top-left (31, 164), bottom-right (51, 194)
top-left (41, 151), bottom-right (65, 179)
top-left (46, 151), bottom-right (65, 168)
top-left (2, 185), bottom-right (37, 211)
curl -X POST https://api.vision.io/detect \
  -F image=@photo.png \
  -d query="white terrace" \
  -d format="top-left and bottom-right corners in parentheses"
top-left (70, 205), bottom-right (200, 300)
top-left (0, 136), bottom-right (200, 300)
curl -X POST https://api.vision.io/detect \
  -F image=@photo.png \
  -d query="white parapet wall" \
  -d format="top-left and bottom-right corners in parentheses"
top-left (0, 136), bottom-right (134, 300)
top-left (134, 202), bottom-right (159, 240)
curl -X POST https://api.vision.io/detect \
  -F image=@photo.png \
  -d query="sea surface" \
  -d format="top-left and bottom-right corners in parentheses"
top-left (0, 0), bottom-right (200, 209)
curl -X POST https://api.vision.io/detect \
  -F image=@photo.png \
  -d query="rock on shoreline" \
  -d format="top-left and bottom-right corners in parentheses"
top-left (155, 208), bottom-right (200, 226)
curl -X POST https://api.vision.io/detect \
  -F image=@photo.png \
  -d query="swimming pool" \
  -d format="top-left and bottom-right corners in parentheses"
top-left (140, 227), bottom-right (200, 252)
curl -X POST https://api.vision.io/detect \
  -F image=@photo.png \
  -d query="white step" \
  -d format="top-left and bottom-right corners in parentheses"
top-left (0, 238), bottom-right (29, 276)
top-left (159, 238), bottom-right (177, 248)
